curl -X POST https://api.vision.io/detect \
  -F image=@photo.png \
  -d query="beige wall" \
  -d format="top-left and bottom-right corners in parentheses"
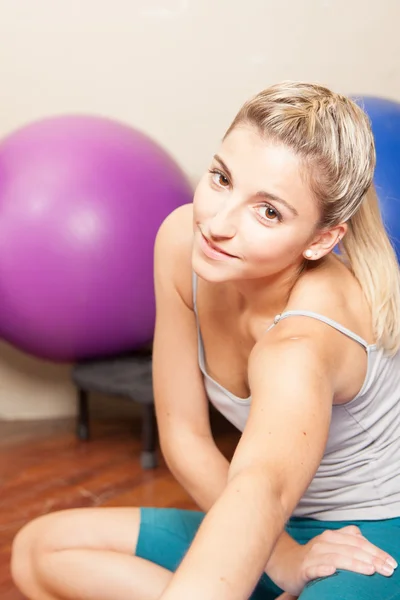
top-left (1, 0), bottom-right (400, 419)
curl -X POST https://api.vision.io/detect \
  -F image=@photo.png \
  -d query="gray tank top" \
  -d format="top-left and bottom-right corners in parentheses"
top-left (192, 272), bottom-right (400, 521)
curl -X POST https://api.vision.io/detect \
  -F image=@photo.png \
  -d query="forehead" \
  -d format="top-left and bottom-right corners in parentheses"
top-left (219, 125), bottom-right (317, 214)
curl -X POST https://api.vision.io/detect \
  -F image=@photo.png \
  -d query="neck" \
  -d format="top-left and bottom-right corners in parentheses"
top-left (229, 261), bottom-right (306, 319)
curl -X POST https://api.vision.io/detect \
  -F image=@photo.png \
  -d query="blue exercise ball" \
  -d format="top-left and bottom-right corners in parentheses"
top-left (355, 96), bottom-right (400, 259)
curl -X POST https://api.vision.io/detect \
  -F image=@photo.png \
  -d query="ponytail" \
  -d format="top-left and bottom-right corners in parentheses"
top-left (341, 184), bottom-right (400, 354)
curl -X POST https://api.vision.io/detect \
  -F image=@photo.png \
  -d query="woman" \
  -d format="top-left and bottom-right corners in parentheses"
top-left (11, 82), bottom-right (400, 600)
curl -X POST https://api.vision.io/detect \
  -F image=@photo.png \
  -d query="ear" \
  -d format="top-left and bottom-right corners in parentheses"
top-left (303, 223), bottom-right (347, 261)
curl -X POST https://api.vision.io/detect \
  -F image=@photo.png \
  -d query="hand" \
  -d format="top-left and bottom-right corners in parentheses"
top-left (273, 525), bottom-right (398, 596)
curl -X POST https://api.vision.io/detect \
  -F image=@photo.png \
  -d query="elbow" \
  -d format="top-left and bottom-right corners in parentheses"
top-left (157, 430), bottom-right (197, 476)
top-left (157, 433), bottom-right (181, 472)
top-left (159, 441), bottom-right (189, 485)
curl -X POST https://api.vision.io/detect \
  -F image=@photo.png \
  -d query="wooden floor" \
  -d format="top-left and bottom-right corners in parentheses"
top-left (0, 411), bottom-right (239, 599)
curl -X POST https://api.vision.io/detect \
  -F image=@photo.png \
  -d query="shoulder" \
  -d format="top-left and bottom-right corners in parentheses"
top-left (154, 203), bottom-right (195, 309)
top-left (250, 256), bottom-right (372, 398)
top-left (289, 256), bottom-right (354, 311)
top-left (285, 255), bottom-right (373, 344)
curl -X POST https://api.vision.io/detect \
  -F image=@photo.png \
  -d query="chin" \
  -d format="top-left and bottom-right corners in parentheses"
top-left (191, 253), bottom-right (230, 282)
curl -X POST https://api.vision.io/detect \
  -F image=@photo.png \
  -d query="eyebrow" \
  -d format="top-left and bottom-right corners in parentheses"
top-left (213, 154), bottom-right (299, 217)
top-left (214, 155), bottom-right (233, 180)
top-left (255, 190), bottom-right (299, 217)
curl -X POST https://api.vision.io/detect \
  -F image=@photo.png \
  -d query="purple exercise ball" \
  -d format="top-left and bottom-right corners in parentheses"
top-left (0, 115), bottom-right (192, 361)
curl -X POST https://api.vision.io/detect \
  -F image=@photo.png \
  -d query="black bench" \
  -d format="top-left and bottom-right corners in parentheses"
top-left (71, 351), bottom-right (158, 469)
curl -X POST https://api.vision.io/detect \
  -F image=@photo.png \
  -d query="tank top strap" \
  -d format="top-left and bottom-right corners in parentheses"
top-left (192, 270), bottom-right (198, 314)
top-left (269, 310), bottom-right (369, 350)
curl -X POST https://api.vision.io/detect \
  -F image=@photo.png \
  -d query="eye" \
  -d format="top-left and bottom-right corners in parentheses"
top-left (208, 169), bottom-right (230, 188)
top-left (256, 204), bottom-right (282, 223)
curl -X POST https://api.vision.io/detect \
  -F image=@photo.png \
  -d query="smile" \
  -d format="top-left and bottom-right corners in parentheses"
top-left (199, 232), bottom-right (238, 261)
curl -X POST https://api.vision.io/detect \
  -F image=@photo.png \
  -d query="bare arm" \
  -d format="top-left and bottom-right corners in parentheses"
top-left (152, 205), bottom-right (230, 511)
top-left (159, 333), bottom-right (333, 600)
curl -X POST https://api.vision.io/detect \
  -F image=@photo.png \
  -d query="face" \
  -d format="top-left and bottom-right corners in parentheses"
top-left (192, 124), bottom-right (321, 282)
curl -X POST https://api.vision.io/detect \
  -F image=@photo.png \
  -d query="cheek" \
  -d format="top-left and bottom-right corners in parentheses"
top-left (244, 226), bottom-right (307, 263)
top-left (193, 178), bottom-right (211, 213)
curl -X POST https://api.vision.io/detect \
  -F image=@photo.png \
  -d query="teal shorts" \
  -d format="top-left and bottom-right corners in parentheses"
top-left (136, 508), bottom-right (400, 599)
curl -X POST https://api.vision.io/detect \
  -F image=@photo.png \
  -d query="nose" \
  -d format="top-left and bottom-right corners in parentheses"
top-left (206, 204), bottom-right (237, 241)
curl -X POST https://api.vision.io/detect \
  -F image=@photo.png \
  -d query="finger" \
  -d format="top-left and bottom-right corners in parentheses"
top-left (320, 530), bottom-right (397, 569)
top-left (304, 563), bottom-right (337, 581)
top-left (338, 532), bottom-right (397, 571)
top-left (316, 541), bottom-right (395, 575)
top-left (276, 594), bottom-right (298, 600)
top-left (307, 546), bottom-right (397, 578)
top-left (305, 553), bottom-right (375, 580)
top-left (337, 525), bottom-right (363, 536)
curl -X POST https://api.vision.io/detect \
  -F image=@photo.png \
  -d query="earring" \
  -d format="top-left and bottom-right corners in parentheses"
top-left (304, 249), bottom-right (313, 259)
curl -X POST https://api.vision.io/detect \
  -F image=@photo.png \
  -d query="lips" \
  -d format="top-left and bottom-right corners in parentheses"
top-left (201, 233), bottom-right (237, 258)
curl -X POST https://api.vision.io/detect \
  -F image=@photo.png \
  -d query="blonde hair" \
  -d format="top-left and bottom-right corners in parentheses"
top-left (226, 81), bottom-right (400, 354)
